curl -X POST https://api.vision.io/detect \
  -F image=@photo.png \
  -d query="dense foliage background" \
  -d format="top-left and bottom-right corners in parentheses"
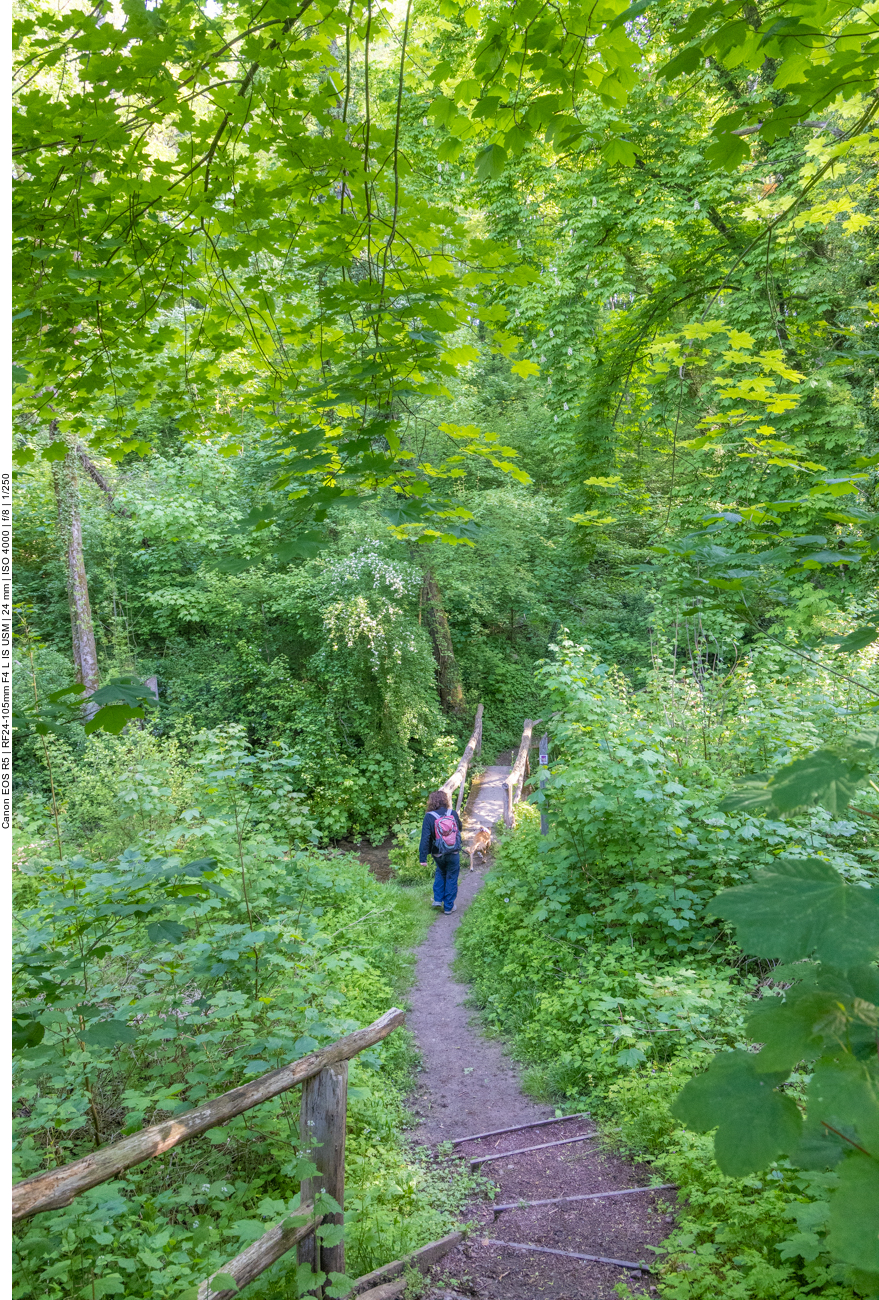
top-left (12, 0), bottom-right (879, 1295)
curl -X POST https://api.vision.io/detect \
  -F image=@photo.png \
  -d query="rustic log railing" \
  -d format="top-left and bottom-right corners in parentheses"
top-left (503, 719), bottom-right (540, 827)
top-left (440, 702), bottom-right (483, 813)
top-left (12, 1007), bottom-right (406, 1298)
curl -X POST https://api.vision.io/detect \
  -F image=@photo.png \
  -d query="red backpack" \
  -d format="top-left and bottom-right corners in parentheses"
top-left (430, 810), bottom-right (461, 854)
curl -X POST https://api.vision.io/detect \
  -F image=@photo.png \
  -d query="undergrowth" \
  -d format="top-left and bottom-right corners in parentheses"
top-left (456, 639), bottom-right (879, 1300)
top-left (11, 728), bottom-right (485, 1300)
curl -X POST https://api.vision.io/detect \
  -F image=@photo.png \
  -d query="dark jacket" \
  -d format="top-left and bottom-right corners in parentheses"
top-left (419, 808), bottom-right (463, 862)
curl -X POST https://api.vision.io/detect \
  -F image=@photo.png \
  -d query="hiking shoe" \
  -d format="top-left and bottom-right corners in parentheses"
top-left (431, 900), bottom-right (443, 908)
top-left (444, 903), bottom-right (457, 913)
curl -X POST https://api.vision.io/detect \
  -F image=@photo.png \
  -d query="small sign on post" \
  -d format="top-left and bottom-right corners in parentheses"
top-left (538, 733), bottom-right (549, 836)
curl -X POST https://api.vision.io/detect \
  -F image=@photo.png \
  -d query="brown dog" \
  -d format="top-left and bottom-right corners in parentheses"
top-left (469, 827), bottom-right (492, 870)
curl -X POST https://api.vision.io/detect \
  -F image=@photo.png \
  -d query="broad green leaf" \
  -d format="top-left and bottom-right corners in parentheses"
top-left (710, 859), bottom-right (879, 966)
top-left (828, 626), bottom-right (879, 654)
top-left (602, 137), bottom-right (637, 166)
top-left (718, 774), bottom-right (773, 813)
top-left (316, 1223), bottom-right (345, 1246)
top-left (209, 1274), bottom-right (239, 1293)
top-left (84, 704), bottom-right (145, 735)
top-left (275, 532), bottom-right (324, 563)
top-left (767, 749), bottom-right (865, 814)
top-left (705, 132), bottom-right (752, 171)
top-left (147, 920), bottom-right (189, 945)
top-left (826, 1153), bottom-right (879, 1272)
top-left (475, 143), bottom-right (507, 182)
top-left (12, 1014), bottom-right (45, 1051)
top-left (745, 992), bottom-right (836, 1072)
top-left (84, 678), bottom-right (158, 735)
top-left (607, 0), bottom-right (654, 31)
top-left (806, 1058), bottom-right (879, 1155)
top-left (233, 1220), bottom-right (268, 1241)
top-left (671, 1049), bottom-right (802, 1175)
top-left (81, 1020), bottom-right (138, 1048)
top-left (325, 1273), bottom-right (356, 1300)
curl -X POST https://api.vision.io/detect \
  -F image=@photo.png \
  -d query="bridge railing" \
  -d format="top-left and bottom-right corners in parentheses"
top-left (503, 719), bottom-right (542, 827)
top-left (440, 702), bottom-right (483, 814)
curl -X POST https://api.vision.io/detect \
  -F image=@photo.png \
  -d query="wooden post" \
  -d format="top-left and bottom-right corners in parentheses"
top-left (298, 1062), bottom-right (348, 1293)
top-left (538, 733), bottom-right (549, 836)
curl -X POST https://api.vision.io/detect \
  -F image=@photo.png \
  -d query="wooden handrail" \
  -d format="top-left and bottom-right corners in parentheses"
top-left (198, 1204), bottom-right (322, 1300)
top-left (503, 719), bottom-right (539, 827)
top-left (12, 1007), bottom-right (405, 1222)
top-left (441, 703), bottom-right (483, 814)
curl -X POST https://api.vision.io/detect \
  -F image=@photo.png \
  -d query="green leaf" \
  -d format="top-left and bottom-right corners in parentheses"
top-left (658, 45), bottom-right (704, 80)
top-left (84, 704), bottom-right (146, 735)
top-left (705, 131), bottom-right (752, 171)
top-left (745, 992), bottom-right (833, 1072)
top-left (826, 1153), bottom-right (879, 1272)
top-left (316, 1223), bottom-right (345, 1246)
top-left (275, 532), bottom-right (324, 563)
top-left (81, 1020), bottom-right (138, 1048)
top-left (671, 1049), bottom-right (802, 1175)
top-left (233, 1220), bottom-right (268, 1242)
top-left (43, 440), bottom-right (69, 462)
top-left (13, 1014), bottom-right (45, 1051)
top-left (147, 920), bottom-right (189, 944)
top-left (602, 137), bottom-right (637, 166)
top-left (325, 1273), bottom-right (355, 1299)
top-left (86, 1277), bottom-right (126, 1298)
top-left (768, 749), bottom-right (866, 814)
top-left (718, 774), bottom-right (773, 813)
top-left (710, 859), bottom-right (879, 966)
top-left (806, 1058), bottom-right (879, 1155)
top-left (475, 143), bottom-right (507, 182)
top-left (209, 1274), bottom-right (239, 1293)
top-left (607, 0), bottom-right (654, 31)
top-left (827, 626), bottom-right (879, 654)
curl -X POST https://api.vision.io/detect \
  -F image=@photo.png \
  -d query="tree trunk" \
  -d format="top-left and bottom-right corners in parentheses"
top-left (52, 445), bottom-right (99, 706)
top-left (420, 570), bottom-right (464, 714)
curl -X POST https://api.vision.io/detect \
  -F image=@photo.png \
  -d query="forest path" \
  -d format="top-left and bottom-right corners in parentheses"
top-left (405, 767), bottom-right (671, 1299)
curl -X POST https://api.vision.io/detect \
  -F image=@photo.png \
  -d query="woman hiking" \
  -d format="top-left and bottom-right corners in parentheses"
top-left (419, 790), bottom-right (463, 914)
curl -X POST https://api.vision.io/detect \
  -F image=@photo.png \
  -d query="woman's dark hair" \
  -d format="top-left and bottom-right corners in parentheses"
top-left (426, 790), bottom-right (450, 812)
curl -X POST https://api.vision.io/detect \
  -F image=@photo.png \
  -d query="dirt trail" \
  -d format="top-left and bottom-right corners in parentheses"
top-left (406, 768), bottom-right (672, 1299)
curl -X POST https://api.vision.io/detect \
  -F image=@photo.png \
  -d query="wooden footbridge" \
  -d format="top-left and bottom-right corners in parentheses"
top-left (439, 703), bottom-right (547, 831)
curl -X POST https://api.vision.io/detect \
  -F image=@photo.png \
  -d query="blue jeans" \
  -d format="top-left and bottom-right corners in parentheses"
top-left (432, 852), bottom-right (460, 913)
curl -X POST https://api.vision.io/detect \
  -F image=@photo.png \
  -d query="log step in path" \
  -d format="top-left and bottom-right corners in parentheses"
top-left (406, 733), bottom-right (674, 1299)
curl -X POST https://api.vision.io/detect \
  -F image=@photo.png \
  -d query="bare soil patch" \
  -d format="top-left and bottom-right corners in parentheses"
top-left (335, 836), bottom-right (397, 883)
